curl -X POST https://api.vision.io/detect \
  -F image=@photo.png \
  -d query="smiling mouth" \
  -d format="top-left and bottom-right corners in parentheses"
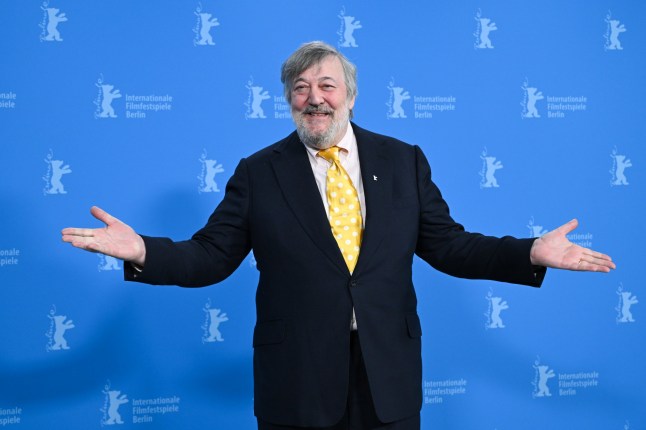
top-left (304, 107), bottom-right (333, 117)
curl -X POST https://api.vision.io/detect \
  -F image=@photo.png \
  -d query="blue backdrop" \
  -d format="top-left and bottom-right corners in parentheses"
top-left (0, 1), bottom-right (643, 429)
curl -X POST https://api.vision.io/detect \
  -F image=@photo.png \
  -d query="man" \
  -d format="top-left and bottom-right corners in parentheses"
top-left (62, 42), bottom-right (615, 430)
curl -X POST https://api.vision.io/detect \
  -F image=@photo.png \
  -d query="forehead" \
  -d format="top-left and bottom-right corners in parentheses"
top-left (294, 55), bottom-right (345, 83)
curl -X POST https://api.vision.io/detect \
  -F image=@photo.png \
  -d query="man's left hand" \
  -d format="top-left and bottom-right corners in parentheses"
top-left (530, 219), bottom-right (616, 272)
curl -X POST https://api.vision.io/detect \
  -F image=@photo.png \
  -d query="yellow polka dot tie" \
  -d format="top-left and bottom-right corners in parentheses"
top-left (318, 147), bottom-right (363, 273)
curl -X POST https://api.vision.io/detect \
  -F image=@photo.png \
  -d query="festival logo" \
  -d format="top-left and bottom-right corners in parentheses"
top-left (39, 1), bottom-right (67, 42)
top-left (610, 147), bottom-right (632, 186)
top-left (245, 76), bottom-right (271, 119)
top-left (94, 75), bottom-right (122, 119)
top-left (616, 283), bottom-right (638, 324)
top-left (202, 299), bottom-right (229, 343)
top-left (532, 356), bottom-right (600, 397)
top-left (485, 288), bottom-right (508, 329)
top-left (197, 149), bottom-right (224, 193)
top-left (387, 77), bottom-right (456, 120)
top-left (337, 7), bottom-right (362, 48)
top-left (386, 78), bottom-right (410, 119)
top-left (101, 381), bottom-right (129, 426)
top-left (532, 357), bottom-right (555, 398)
top-left (98, 255), bottom-right (121, 272)
top-left (193, 3), bottom-right (220, 46)
top-left (43, 149), bottom-right (71, 195)
top-left (604, 11), bottom-right (627, 51)
top-left (521, 79), bottom-right (544, 119)
top-left (45, 305), bottom-right (75, 351)
top-left (474, 9), bottom-right (497, 49)
top-left (479, 148), bottom-right (503, 188)
top-left (521, 78), bottom-right (588, 119)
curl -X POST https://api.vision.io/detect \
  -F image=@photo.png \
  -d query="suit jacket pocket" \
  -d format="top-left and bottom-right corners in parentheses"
top-left (405, 313), bottom-right (422, 338)
top-left (253, 319), bottom-right (286, 347)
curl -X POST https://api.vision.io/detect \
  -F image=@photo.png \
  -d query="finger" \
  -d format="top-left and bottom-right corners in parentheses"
top-left (90, 206), bottom-right (120, 226)
top-left (61, 227), bottom-right (96, 238)
top-left (555, 218), bottom-right (578, 236)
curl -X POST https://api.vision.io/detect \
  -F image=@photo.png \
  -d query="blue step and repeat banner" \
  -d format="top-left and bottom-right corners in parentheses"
top-left (0, 1), bottom-right (643, 429)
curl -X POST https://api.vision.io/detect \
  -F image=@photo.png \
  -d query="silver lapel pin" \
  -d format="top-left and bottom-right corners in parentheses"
top-left (373, 175), bottom-right (378, 181)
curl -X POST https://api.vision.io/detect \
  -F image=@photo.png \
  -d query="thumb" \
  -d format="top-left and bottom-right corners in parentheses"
top-left (90, 206), bottom-right (119, 226)
top-left (555, 218), bottom-right (578, 236)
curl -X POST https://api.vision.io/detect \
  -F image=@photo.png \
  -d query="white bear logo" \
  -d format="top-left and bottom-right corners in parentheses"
top-left (202, 300), bottom-right (229, 343)
top-left (610, 150), bottom-right (632, 186)
top-left (194, 11), bottom-right (219, 46)
top-left (387, 80), bottom-right (411, 119)
top-left (480, 155), bottom-right (503, 188)
top-left (338, 8), bottom-right (362, 48)
top-left (97, 84), bottom-right (122, 118)
top-left (46, 307), bottom-right (75, 351)
top-left (204, 308), bottom-right (228, 342)
top-left (535, 365), bottom-right (555, 397)
top-left (105, 390), bottom-right (129, 425)
top-left (43, 151), bottom-right (72, 195)
top-left (524, 87), bottom-right (544, 118)
top-left (198, 150), bottom-right (224, 193)
top-left (616, 285), bottom-right (638, 323)
top-left (487, 296), bottom-right (509, 328)
top-left (475, 12), bottom-right (497, 49)
top-left (532, 358), bottom-right (555, 398)
top-left (605, 13), bottom-right (627, 51)
top-left (41, 6), bottom-right (67, 42)
top-left (245, 79), bottom-right (271, 119)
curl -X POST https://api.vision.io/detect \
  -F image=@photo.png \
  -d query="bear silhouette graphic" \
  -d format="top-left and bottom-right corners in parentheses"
top-left (105, 390), bottom-right (129, 425)
top-left (535, 365), bottom-right (555, 397)
top-left (389, 87), bottom-right (410, 118)
top-left (340, 15), bottom-right (362, 47)
top-left (43, 8), bottom-right (67, 41)
top-left (488, 297), bottom-right (509, 328)
top-left (196, 13), bottom-right (219, 45)
top-left (608, 20), bottom-right (627, 50)
top-left (98, 84), bottom-right (121, 118)
top-left (204, 308), bottom-right (228, 342)
top-left (50, 315), bottom-right (74, 350)
top-left (46, 159), bottom-right (72, 194)
top-left (611, 155), bottom-right (632, 186)
top-left (619, 292), bottom-right (638, 322)
top-left (524, 87), bottom-right (544, 118)
top-left (481, 156), bottom-right (503, 188)
top-left (478, 18), bottom-right (497, 48)
top-left (249, 86), bottom-right (270, 118)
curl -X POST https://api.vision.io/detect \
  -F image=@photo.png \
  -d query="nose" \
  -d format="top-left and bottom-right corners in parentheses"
top-left (308, 87), bottom-right (324, 106)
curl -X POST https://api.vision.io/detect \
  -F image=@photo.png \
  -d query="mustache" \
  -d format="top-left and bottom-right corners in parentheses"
top-left (302, 106), bottom-right (334, 115)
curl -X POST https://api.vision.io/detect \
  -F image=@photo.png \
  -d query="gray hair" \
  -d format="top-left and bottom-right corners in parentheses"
top-left (281, 41), bottom-right (358, 112)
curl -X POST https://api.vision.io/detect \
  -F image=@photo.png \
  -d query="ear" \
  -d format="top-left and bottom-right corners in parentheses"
top-left (347, 95), bottom-right (356, 111)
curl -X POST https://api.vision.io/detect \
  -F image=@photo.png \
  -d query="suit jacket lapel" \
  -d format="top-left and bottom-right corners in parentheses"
top-left (353, 124), bottom-right (392, 275)
top-left (271, 132), bottom-right (349, 275)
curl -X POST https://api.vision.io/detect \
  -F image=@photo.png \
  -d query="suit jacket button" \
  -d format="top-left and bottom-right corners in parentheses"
top-left (349, 281), bottom-right (358, 288)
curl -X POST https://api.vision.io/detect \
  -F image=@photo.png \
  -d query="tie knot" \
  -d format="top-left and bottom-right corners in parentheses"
top-left (318, 146), bottom-right (341, 164)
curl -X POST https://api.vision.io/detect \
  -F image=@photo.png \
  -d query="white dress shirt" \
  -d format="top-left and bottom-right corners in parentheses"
top-left (302, 123), bottom-right (365, 330)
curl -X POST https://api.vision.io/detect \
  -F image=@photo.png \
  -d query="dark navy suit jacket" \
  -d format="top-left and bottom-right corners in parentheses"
top-left (125, 123), bottom-right (545, 427)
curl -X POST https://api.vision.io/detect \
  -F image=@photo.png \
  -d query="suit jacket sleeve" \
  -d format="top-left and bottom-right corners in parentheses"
top-left (124, 158), bottom-right (252, 287)
top-left (413, 145), bottom-right (545, 286)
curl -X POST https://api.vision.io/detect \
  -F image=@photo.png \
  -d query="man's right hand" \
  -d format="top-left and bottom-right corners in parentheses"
top-left (61, 206), bottom-right (146, 266)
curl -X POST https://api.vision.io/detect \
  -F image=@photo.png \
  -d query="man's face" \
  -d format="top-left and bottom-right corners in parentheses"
top-left (290, 55), bottom-right (356, 149)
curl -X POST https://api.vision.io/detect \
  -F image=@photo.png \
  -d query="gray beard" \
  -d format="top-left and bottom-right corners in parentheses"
top-left (294, 106), bottom-right (350, 150)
